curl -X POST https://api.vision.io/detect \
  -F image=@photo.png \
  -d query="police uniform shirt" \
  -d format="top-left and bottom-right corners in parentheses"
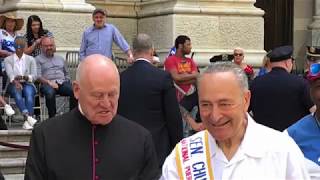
top-left (250, 67), bottom-right (313, 131)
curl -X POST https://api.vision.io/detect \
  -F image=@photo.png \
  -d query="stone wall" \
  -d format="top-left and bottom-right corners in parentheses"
top-left (0, 0), bottom-right (266, 67)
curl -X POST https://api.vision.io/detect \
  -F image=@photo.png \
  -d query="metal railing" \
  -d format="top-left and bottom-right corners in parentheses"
top-left (65, 52), bottom-right (130, 80)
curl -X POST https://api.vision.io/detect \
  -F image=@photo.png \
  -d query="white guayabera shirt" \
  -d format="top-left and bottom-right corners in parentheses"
top-left (161, 115), bottom-right (311, 180)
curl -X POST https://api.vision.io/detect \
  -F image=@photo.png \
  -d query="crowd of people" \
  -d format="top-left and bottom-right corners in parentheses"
top-left (0, 7), bottom-right (319, 180)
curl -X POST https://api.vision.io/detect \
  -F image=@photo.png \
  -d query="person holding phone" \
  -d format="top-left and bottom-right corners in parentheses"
top-left (5, 36), bottom-right (37, 130)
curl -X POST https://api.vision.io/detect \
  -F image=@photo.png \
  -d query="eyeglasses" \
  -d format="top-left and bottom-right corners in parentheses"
top-left (310, 63), bottom-right (320, 76)
top-left (234, 53), bottom-right (243, 57)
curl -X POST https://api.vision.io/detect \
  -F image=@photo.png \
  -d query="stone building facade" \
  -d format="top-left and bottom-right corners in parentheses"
top-left (0, 0), bottom-right (317, 67)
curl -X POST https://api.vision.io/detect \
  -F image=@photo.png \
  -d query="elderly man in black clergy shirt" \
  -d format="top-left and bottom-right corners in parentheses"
top-left (118, 33), bottom-right (183, 167)
top-left (24, 54), bottom-right (160, 180)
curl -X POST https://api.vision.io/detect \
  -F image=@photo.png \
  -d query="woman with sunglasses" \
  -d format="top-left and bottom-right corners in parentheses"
top-left (24, 15), bottom-right (52, 57)
top-left (4, 36), bottom-right (38, 130)
top-left (233, 47), bottom-right (254, 81)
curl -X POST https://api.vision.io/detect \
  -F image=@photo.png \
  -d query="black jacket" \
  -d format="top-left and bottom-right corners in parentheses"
top-left (25, 108), bottom-right (159, 180)
top-left (118, 60), bottom-right (183, 166)
top-left (250, 67), bottom-right (313, 131)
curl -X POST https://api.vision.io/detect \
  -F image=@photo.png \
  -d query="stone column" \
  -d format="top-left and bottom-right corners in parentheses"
top-left (0, 0), bottom-right (95, 54)
top-left (84, 0), bottom-right (266, 66)
top-left (87, 0), bottom-right (138, 58)
top-left (137, 0), bottom-right (265, 66)
top-left (307, 0), bottom-right (320, 46)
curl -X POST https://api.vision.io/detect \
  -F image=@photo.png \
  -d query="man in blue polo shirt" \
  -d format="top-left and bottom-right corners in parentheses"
top-left (286, 55), bottom-right (320, 179)
top-left (79, 8), bottom-right (133, 63)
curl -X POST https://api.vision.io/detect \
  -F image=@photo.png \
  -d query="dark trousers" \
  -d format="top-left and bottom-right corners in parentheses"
top-left (7, 83), bottom-right (36, 115)
top-left (0, 170), bottom-right (4, 180)
top-left (40, 81), bottom-right (77, 118)
top-left (180, 90), bottom-right (201, 122)
top-left (1, 73), bottom-right (7, 91)
top-left (0, 116), bottom-right (7, 130)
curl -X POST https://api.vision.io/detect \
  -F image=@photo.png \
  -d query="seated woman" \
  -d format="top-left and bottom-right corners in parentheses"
top-left (4, 36), bottom-right (37, 130)
top-left (0, 14), bottom-right (24, 91)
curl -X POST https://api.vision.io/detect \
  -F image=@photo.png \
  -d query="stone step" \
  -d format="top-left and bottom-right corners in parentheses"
top-left (0, 130), bottom-right (32, 142)
top-left (0, 141), bottom-right (29, 159)
top-left (3, 173), bottom-right (24, 180)
top-left (0, 157), bottom-right (26, 174)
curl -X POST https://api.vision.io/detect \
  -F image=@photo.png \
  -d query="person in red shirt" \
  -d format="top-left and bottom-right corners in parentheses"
top-left (164, 35), bottom-right (204, 135)
top-left (164, 35), bottom-right (198, 102)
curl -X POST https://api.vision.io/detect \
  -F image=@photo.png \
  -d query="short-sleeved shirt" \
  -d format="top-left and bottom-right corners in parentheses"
top-left (287, 114), bottom-right (320, 166)
top-left (161, 116), bottom-right (310, 180)
top-left (79, 24), bottom-right (129, 60)
top-left (164, 55), bottom-right (197, 100)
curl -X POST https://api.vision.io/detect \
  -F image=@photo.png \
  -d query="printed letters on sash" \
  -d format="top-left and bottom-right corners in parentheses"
top-left (175, 130), bottom-right (214, 180)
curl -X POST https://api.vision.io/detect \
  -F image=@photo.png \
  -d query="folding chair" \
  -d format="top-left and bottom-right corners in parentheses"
top-left (4, 91), bottom-right (45, 127)
top-left (65, 51), bottom-right (80, 81)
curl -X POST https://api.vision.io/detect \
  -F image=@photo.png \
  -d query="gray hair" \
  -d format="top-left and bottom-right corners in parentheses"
top-left (132, 33), bottom-right (153, 53)
top-left (198, 62), bottom-right (249, 90)
top-left (234, 47), bottom-right (244, 54)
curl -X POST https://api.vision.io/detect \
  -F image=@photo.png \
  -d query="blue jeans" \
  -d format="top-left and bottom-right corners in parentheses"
top-left (7, 83), bottom-right (36, 115)
top-left (40, 81), bottom-right (77, 118)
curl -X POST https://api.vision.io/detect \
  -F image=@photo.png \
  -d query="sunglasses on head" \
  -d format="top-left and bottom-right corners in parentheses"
top-left (14, 44), bottom-right (25, 49)
top-left (234, 53), bottom-right (243, 57)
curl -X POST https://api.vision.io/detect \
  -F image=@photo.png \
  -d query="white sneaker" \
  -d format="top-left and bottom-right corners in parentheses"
top-left (4, 104), bottom-right (15, 116)
top-left (27, 116), bottom-right (37, 127)
top-left (22, 121), bottom-right (33, 130)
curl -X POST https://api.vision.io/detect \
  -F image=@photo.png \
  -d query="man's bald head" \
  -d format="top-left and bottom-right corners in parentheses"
top-left (73, 54), bottom-right (120, 125)
top-left (76, 54), bottom-right (119, 85)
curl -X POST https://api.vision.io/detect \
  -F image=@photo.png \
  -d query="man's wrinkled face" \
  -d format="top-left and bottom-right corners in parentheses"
top-left (73, 66), bottom-right (120, 125)
top-left (198, 72), bottom-right (250, 142)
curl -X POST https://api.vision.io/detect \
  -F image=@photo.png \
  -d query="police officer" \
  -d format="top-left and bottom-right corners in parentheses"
top-left (249, 45), bottom-right (314, 131)
top-left (304, 46), bottom-right (320, 77)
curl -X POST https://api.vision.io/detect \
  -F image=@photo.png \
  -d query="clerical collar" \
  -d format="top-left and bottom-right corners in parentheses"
top-left (136, 58), bottom-right (151, 63)
top-left (78, 104), bottom-right (84, 115)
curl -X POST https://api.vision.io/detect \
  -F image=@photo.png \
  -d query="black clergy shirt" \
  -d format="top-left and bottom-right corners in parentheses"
top-left (24, 108), bottom-right (160, 180)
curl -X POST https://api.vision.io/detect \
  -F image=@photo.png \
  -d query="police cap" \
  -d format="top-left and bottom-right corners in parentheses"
top-left (269, 45), bottom-right (293, 62)
top-left (210, 54), bottom-right (234, 63)
top-left (306, 46), bottom-right (320, 57)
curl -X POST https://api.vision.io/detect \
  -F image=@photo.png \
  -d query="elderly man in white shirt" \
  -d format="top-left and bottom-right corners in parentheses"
top-left (4, 36), bottom-right (37, 130)
top-left (161, 62), bottom-right (310, 180)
